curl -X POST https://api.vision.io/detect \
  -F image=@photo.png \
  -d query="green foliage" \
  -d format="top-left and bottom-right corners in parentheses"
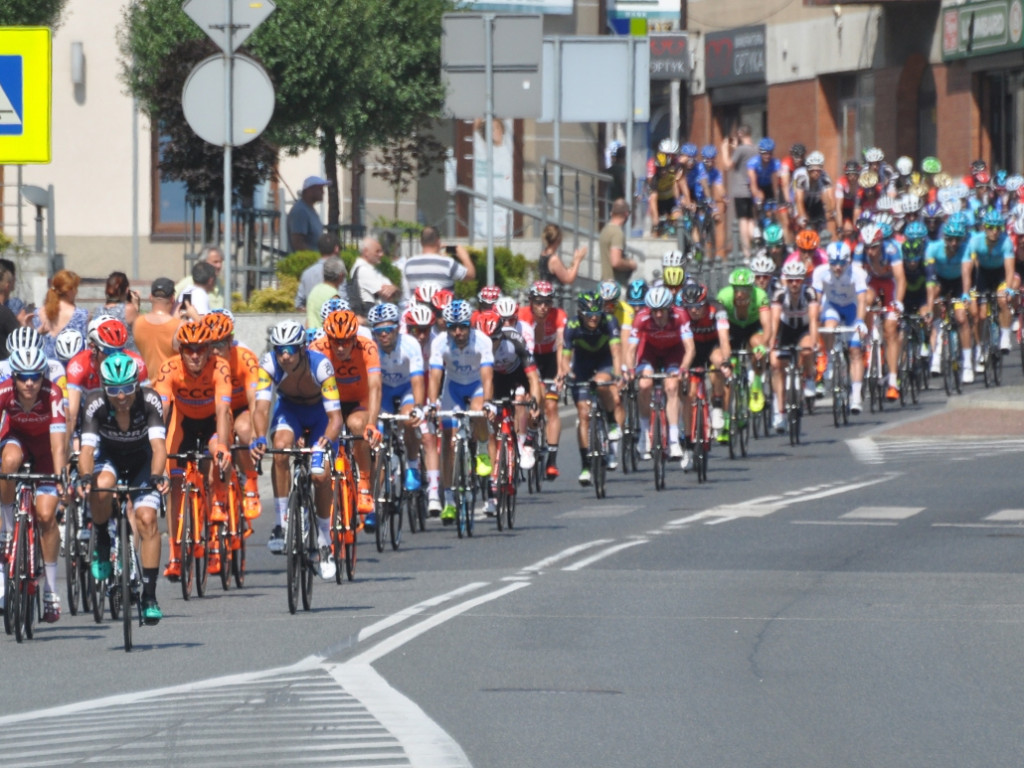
top-left (0, 0), bottom-right (69, 28)
top-left (236, 276), bottom-right (299, 313)
top-left (373, 217), bottom-right (423, 235)
top-left (274, 250), bottom-right (320, 280)
top-left (455, 247), bottom-right (529, 300)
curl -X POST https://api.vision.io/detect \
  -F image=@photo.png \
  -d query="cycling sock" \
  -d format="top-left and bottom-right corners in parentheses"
top-left (851, 382), bottom-right (863, 400)
top-left (275, 498), bottom-right (287, 528)
top-left (1, 502), bottom-right (12, 532)
top-left (427, 470), bottom-right (440, 496)
top-left (45, 562), bottom-right (57, 593)
top-left (95, 524), bottom-right (111, 551)
top-left (888, 372), bottom-right (898, 387)
top-left (142, 568), bottom-right (158, 600)
top-left (317, 516), bottom-right (331, 545)
top-left (408, 458), bottom-right (419, 471)
top-left (444, 488), bottom-right (454, 507)
top-left (579, 447), bottom-right (588, 465)
top-left (546, 445), bottom-right (557, 466)
top-left (639, 417), bottom-right (650, 447)
top-left (669, 424), bottom-right (680, 444)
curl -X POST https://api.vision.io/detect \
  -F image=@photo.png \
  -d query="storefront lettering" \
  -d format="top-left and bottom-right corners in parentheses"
top-left (734, 49), bottom-right (765, 76)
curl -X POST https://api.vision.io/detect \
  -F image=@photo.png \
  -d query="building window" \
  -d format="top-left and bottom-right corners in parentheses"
top-left (838, 72), bottom-right (874, 162)
top-left (150, 130), bottom-right (194, 239)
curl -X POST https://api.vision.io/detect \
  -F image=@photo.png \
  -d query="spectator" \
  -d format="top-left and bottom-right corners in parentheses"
top-left (133, 277), bottom-right (179, 376)
top-left (306, 256), bottom-right (347, 329)
top-left (0, 261), bottom-right (21, 358)
top-left (101, 271), bottom-right (141, 353)
top-left (33, 269), bottom-right (88, 360)
top-left (349, 236), bottom-right (398, 315)
top-left (538, 224), bottom-right (586, 286)
top-left (174, 245), bottom-right (225, 310)
top-left (288, 175), bottom-right (328, 253)
top-left (0, 258), bottom-right (27, 326)
top-left (295, 232), bottom-right (342, 310)
top-left (722, 125), bottom-right (757, 260)
top-left (607, 144), bottom-right (627, 205)
top-left (178, 261), bottom-right (216, 321)
top-left (402, 225), bottom-right (475, 298)
top-left (599, 199), bottom-right (637, 286)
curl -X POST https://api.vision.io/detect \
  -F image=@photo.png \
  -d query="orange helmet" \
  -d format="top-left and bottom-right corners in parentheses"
top-left (323, 309), bottom-right (360, 340)
top-left (795, 229), bottom-right (820, 251)
top-left (176, 321), bottom-right (211, 346)
top-left (203, 312), bottom-right (234, 342)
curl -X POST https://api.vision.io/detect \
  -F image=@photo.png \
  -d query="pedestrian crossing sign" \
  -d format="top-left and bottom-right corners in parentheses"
top-left (0, 28), bottom-right (51, 163)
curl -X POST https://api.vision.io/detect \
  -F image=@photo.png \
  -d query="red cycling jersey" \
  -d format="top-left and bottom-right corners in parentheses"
top-left (518, 305), bottom-right (567, 355)
top-left (66, 349), bottom-right (149, 392)
top-left (0, 379), bottom-right (66, 474)
top-left (631, 306), bottom-right (693, 364)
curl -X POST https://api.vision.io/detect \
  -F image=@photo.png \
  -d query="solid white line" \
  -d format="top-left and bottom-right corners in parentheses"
top-left (355, 582), bottom-right (489, 643)
top-left (704, 516), bottom-right (737, 526)
top-left (519, 539), bottom-right (613, 573)
top-left (347, 582), bottom-right (530, 666)
top-left (666, 511), bottom-right (713, 526)
top-left (932, 522), bottom-right (1024, 529)
top-left (786, 473), bottom-right (900, 505)
top-left (790, 520), bottom-right (899, 527)
top-left (561, 539), bottom-right (648, 571)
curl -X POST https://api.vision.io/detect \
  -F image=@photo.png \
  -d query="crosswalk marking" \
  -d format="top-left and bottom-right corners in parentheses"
top-left (983, 509), bottom-right (1024, 521)
top-left (841, 506), bottom-right (924, 520)
top-left (848, 437), bottom-right (1024, 465)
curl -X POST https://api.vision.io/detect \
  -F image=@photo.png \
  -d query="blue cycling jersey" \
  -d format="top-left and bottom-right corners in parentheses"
top-left (925, 239), bottom-right (968, 281)
top-left (967, 231), bottom-right (1013, 270)
top-left (746, 156), bottom-right (781, 193)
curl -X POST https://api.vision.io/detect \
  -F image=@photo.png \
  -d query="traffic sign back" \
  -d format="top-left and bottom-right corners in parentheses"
top-left (183, 0), bottom-right (276, 53)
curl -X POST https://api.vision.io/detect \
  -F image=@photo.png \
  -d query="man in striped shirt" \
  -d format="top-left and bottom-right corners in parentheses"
top-left (400, 226), bottom-right (476, 300)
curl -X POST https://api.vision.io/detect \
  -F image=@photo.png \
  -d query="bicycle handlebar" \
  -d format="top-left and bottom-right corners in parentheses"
top-left (0, 472), bottom-right (63, 483)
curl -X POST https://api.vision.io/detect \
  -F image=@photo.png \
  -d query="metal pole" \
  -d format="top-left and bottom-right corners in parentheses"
top-left (485, 13), bottom-right (495, 286)
top-left (132, 92), bottom-right (140, 280)
top-left (624, 37), bottom-right (635, 251)
top-left (553, 37), bottom-right (561, 216)
top-left (15, 166), bottom-right (22, 246)
top-left (223, 0), bottom-right (234, 307)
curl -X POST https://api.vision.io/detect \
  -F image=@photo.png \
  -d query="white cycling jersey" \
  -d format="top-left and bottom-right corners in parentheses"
top-left (378, 333), bottom-right (425, 389)
top-left (811, 263), bottom-right (868, 309)
top-left (429, 328), bottom-right (494, 386)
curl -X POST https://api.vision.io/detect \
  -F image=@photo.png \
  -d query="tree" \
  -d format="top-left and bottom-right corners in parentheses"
top-left (372, 131), bottom-right (449, 220)
top-left (0, 0), bottom-right (69, 28)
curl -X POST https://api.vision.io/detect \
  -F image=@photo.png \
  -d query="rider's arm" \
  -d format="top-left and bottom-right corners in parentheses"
top-left (747, 166), bottom-right (761, 201)
top-left (480, 365), bottom-right (494, 403)
top-left (807, 296), bottom-right (821, 349)
top-left (143, 389), bottom-right (168, 477)
top-left (892, 260), bottom-right (907, 305)
top-left (48, 387), bottom-right (67, 479)
top-left (212, 360), bottom-right (234, 461)
top-left (961, 255), bottom-right (974, 296)
top-left (364, 370), bottom-right (382, 432)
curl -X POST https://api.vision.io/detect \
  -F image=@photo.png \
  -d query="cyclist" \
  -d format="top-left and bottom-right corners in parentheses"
top-left (427, 299), bottom-right (494, 523)
top-left (717, 267), bottom-right (770, 415)
top-left (834, 159), bottom-right (862, 229)
top-left (763, 224), bottom-right (787, 271)
top-left (518, 280), bottom-right (568, 479)
top-left (680, 143), bottom-right (709, 253)
top-left (54, 327), bottom-right (84, 368)
top-left (403, 303), bottom-right (443, 512)
top-left (768, 260), bottom-right (821, 432)
top-left (153, 322), bottom-right (233, 580)
top-left (750, 251), bottom-right (780, 297)
top-left (310, 310), bottom-right (383, 526)
top-left (790, 229), bottom-right (828, 277)
top-left (559, 292), bottom-right (623, 484)
top-left (250, 319), bottom-right (341, 578)
top-left (494, 296), bottom-right (535, 353)
top-left (925, 218), bottom-right (973, 380)
top-left (966, 208), bottom-right (1014, 360)
top-left (812, 241), bottom-right (869, 413)
top-left (0, 346), bottom-right (68, 622)
top-left (678, 280), bottom-right (731, 464)
top-left (855, 223), bottom-right (906, 401)
top-left (472, 285), bottom-right (502, 325)
top-left (78, 353), bottom-right (167, 625)
top-left (902, 221), bottom-right (937, 321)
top-left (599, 280), bottom-right (635, 348)
top-left (204, 311), bottom-right (262, 519)
top-left (794, 151), bottom-right (836, 239)
top-left (627, 285), bottom-right (694, 460)
top-left (748, 137), bottom-right (791, 246)
top-left (647, 139), bottom-right (682, 236)
top-left (368, 302), bottom-right (425, 496)
top-left (700, 145), bottom-right (728, 260)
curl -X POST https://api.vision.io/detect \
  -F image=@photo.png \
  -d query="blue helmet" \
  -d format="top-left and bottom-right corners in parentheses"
top-left (680, 143), bottom-right (697, 158)
top-left (873, 212), bottom-right (895, 240)
top-left (758, 137), bottom-right (775, 153)
top-left (626, 279), bottom-right (648, 307)
top-left (982, 209), bottom-right (1005, 229)
top-left (943, 218), bottom-right (966, 239)
top-left (922, 201), bottom-right (944, 220)
top-left (903, 221), bottom-right (928, 242)
top-left (700, 144), bottom-right (717, 160)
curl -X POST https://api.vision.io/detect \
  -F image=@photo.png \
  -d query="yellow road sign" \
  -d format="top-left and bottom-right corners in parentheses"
top-left (0, 27), bottom-right (51, 164)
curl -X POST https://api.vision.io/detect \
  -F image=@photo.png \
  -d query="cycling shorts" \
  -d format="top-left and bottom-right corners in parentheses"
top-left (867, 276), bottom-right (896, 307)
top-left (270, 398), bottom-right (330, 447)
top-left (692, 341), bottom-right (718, 369)
top-left (734, 197), bottom-right (754, 219)
top-left (571, 353), bottom-right (614, 384)
top-left (937, 276), bottom-right (962, 299)
top-left (494, 368), bottom-right (529, 401)
top-left (440, 379), bottom-right (484, 428)
top-left (904, 287), bottom-right (928, 315)
top-left (729, 324), bottom-right (760, 351)
top-left (657, 198), bottom-right (677, 217)
top-left (570, 368), bottom-right (614, 404)
top-left (776, 324), bottom-right (810, 348)
top-left (169, 415), bottom-right (217, 471)
top-left (637, 350), bottom-right (683, 375)
top-left (0, 434), bottom-right (57, 495)
top-left (821, 301), bottom-right (858, 326)
top-left (976, 265), bottom-right (1006, 294)
top-left (382, 383), bottom-right (414, 413)
top-left (94, 458), bottom-right (161, 511)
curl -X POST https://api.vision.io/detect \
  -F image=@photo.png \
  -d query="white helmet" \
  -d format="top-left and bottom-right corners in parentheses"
top-left (644, 285), bottom-right (673, 310)
top-left (662, 249), bottom-right (685, 268)
top-left (863, 147), bottom-right (884, 163)
top-left (876, 196), bottom-right (894, 212)
top-left (658, 138), bottom-right (679, 155)
top-left (895, 156), bottom-right (914, 176)
top-left (320, 296), bottom-right (351, 323)
top-left (494, 296), bottom-right (518, 319)
top-left (269, 319), bottom-right (305, 347)
top-left (404, 304), bottom-right (435, 327)
top-left (900, 194), bottom-right (922, 214)
top-left (749, 253), bottom-right (776, 276)
top-left (781, 260), bottom-right (807, 280)
top-left (5, 326), bottom-right (42, 355)
top-left (87, 314), bottom-right (116, 347)
top-left (805, 151), bottom-right (825, 169)
top-left (9, 346), bottom-right (47, 375)
top-left (54, 328), bottom-right (85, 362)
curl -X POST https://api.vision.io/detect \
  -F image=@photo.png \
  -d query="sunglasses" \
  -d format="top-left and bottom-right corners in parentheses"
top-left (985, 224), bottom-right (1003, 231)
top-left (14, 372), bottom-right (42, 383)
top-left (97, 344), bottom-right (123, 356)
top-left (105, 384), bottom-right (135, 397)
top-left (274, 344), bottom-right (302, 356)
top-left (531, 298), bottom-right (552, 306)
top-left (582, 311), bottom-right (603, 318)
top-left (411, 324), bottom-right (433, 333)
top-left (182, 344), bottom-right (209, 355)
top-left (372, 325), bottom-right (398, 335)
top-left (944, 236), bottom-right (962, 242)
top-left (446, 322), bottom-right (471, 330)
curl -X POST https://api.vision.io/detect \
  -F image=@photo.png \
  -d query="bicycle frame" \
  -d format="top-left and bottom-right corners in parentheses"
top-left (167, 449), bottom-right (211, 601)
top-left (434, 408), bottom-right (485, 538)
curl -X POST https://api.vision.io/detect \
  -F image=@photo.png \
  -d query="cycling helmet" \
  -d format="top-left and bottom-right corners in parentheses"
top-left (679, 280), bottom-right (708, 308)
top-left (210, 307), bottom-right (235, 323)
top-left (763, 224), bottom-right (785, 247)
top-left (876, 195), bottom-right (894, 212)
top-left (576, 292), bottom-right (603, 316)
top-left (983, 209), bottom-right (1005, 229)
top-left (645, 285), bottom-right (673, 310)
top-left (895, 156), bottom-right (914, 176)
top-left (942, 218), bottom-right (967, 239)
top-left (922, 201), bottom-right (944, 219)
top-left (432, 289), bottom-right (454, 312)
top-left (940, 199), bottom-right (962, 216)
top-left (663, 266), bottom-right (686, 287)
top-left (442, 299), bottom-right (472, 326)
top-left (95, 318), bottom-right (128, 351)
top-left (100, 352), bottom-right (139, 388)
top-left (54, 328), bottom-right (84, 362)
top-left (873, 212), bottom-right (895, 239)
top-left (662, 249), bottom-right (685, 268)
top-left (806, 151), bottom-right (825, 169)
top-left (680, 142), bottom-right (697, 158)
top-left (781, 260), bottom-right (807, 280)
top-left (971, 159), bottom-right (988, 173)
top-left (826, 241), bottom-right (852, 266)
top-left (900, 194), bottom-right (922, 214)
top-left (306, 327), bottom-right (324, 345)
top-left (995, 169), bottom-right (1008, 189)
top-left (1012, 217), bottom-right (1024, 237)
top-left (9, 346), bottom-right (47, 375)
top-left (203, 311), bottom-right (234, 342)
top-left (790, 143), bottom-right (806, 158)
top-left (474, 310), bottom-right (503, 339)
top-left (750, 253), bottom-right (776, 276)
top-left (975, 171), bottom-right (991, 187)
top-left (863, 147), bottom-right (884, 163)
top-left (844, 159), bottom-right (861, 174)
top-left (657, 138), bottom-right (679, 155)
top-left (758, 137), bottom-right (775, 153)
top-left (951, 181), bottom-right (970, 200)
top-left (320, 296), bottom-right (350, 323)
top-left (1006, 175), bottom-right (1024, 192)
top-left (494, 296), bottom-right (518, 319)
top-left (367, 303), bottom-right (400, 326)
top-left (901, 236), bottom-right (926, 264)
top-left (729, 267), bottom-right (755, 288)
top-left (859, 170), bottom-right (879, 189)
top-left (404, 304), bottom-right (435, 328)
top-left (921, 156), bottom-right (942, 175)
top-left (795, 229), bottom-right (820, 251)
top-left (529, 280), bottom-right (554, 299)
top-left (626, 279), bottom-right (648, 306)
top-left (700, 144), bottom-right (717, 160)
top-left (5, 326), bottom-right (42, 354)
top-left (598, 280), bottom-right (622, 302)
top-left (323, 309), bottom-right (360, 340)
top-left (903, 221), bottom-right (928, 242)
top-left (860, 223), bottom-right (884, 246)
top-left (856, 210), bottom-right (874, 228)
top-left (268, 319), bottom-right (305, 348)
top-left (477, 285), bottom-right (501, 305)
top-left (413, 282), bottom-right (442, 306)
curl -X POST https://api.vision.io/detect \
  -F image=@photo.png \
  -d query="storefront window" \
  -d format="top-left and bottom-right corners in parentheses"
top-left (986, 71), bottom-right (1023, 173)
top-left (838, 73), bottom-right (874, 161)
top-left (918, 68), bottom-right (937, 160)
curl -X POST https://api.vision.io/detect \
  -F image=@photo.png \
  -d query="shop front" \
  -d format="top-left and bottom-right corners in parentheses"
top-left (704, 25), bottom-right (767, 141)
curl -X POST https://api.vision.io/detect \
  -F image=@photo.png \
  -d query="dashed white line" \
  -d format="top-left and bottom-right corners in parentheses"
top-left (561, 539), bottom-right (648, 571)
top-left (519, 539), bottom-right (614, 573)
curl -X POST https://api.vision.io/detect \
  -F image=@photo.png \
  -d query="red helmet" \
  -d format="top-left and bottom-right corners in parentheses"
top-left (413, 282), bottom-right (442, 306)
top-left (432, 289), bottom-right (454, 312)
top-left (477, 285), bottom-right (501, 304)
top-left (474, 310), bottom-right (503, 339)
top-left (530, 281), bottom-right (554, 299)
top-left (95, 318), bottom-right (128, 351)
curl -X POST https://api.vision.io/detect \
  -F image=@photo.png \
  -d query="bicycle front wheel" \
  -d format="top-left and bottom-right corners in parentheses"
top-left (180, 488), bottom-right (195, 601)
top-left (89, 522), bottom-right (104, 622)
top-left (64, 500), bottom-right (81, 616)
top-left (373, 456), bottom-right (390, 553)
top-left (10, 517), bottom-right (25, 642)
top-left (285, 491), bottom-right (301, 614)
top-left (652, 407), bottom-right (665, 491)
top-left (495, 441), bottom-right (507, 531)
top-left (454, 441), bottom-right (468, 539)
top-left (694, 405), bottom-right (708, 484)
top-left (301, 494), bottom-right (315, 612)
top-left (120, 511), bottom-right (133, 653)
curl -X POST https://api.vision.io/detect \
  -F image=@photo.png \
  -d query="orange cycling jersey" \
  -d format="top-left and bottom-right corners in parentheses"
top-left (153, 355), bottom-right (232, 420)
top-left (217, 344), bottom-right (260, 411)
top-left (309, 335), bottom-right (381, 403)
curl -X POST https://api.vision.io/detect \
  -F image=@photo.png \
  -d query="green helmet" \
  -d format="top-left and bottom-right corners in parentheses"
top-left (100, 352), bottom-right (139, 388)
top-left (763, 224), bottom-right (785, 246)
top-left (729, 267), bottom-right (754, 288)
top-left (921, 156), bottom-right (942, 175)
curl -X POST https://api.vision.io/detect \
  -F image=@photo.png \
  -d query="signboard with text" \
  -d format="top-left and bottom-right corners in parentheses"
top-left (941, 0), bottom-right (1024, 60)
top-left (704, 25), bottom-right (766, 88)
top-left (649, 33), bottom-right (689, 80)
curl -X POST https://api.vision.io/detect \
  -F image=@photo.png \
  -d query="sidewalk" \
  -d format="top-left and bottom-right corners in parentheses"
top-left (875, 378), bottom-right (1024, 440)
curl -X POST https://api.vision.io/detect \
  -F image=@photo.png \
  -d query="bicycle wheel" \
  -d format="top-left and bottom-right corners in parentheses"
top-left (24, 521), bottom-right (41, 640)
top-left (120, 512), bottom-right (133, 652)
top-left (951, 330), bottom-right (963, 394)
top-left (390, 451), bottom-right (404, 550)
top-left (454, 442), bottom-right (467, 539)
top-left (89, 522), bottom-right (104, 622)
top-left (285, 491), bottom-right (301, 614)
top-left (232, 516), bottom-right (247, 589)
top-left (991, 319), bottom-right (1003, 385)
top-left (64, 500), bottom-right (80, 616)
top-left (10, 517), bottom-right (25, 642)
top-left (693, 405), bottom-right (708, 484)
top-left (941, 329), bottom-right (953, 396)
top-left (787, 376), bottom-right (800, 446)
top-left (3, 551), bottom-right (13, 636)
top-left (652, 405), bottom-right (665, 491)
top-left (300, 493), bottom-right (315, 612)
top-left (505, 444), bottom-right (518, 530)
top-left (495, 442), bottom-right (506, 531)
top-left (591, 417), bottom-right (607, 500)
top-left (193, 497), bottom-right (208, 600)
top-left (373, 455), bottom-right (390, 553)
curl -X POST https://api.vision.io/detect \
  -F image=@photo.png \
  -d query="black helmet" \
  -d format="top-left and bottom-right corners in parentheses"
top-left (679, 280), bottom-right (708, 307)
top-left (790, 143), bottom-right (806, 158)
top-left (576, 291), bottom-right (603, 316)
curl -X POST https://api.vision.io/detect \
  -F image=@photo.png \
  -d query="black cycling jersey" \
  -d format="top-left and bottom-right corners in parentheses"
top-left (771, 283), bottom-right (818, 330)
top-left (492, 328), bottom-right (536, 376)
top-left (80, 386), bottom-right (166, 475)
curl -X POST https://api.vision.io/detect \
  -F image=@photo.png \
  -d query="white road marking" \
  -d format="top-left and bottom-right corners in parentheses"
top-left (933, 522), bottom-right (1024, 529)
top-left (561, 539), bottom-right (648, 571)
top-left (791, 520), bottom-right (899, 527)
top-left (841, 506), bottom-right (924, 520)
top-left (847, 437), bottom-right (884, 464)
top-left (519, 539), bottom-right (613, 573)
top-left (356, 582), bottom-right (489, 643)
top-left (984, 509), bottom-right (1024, 521)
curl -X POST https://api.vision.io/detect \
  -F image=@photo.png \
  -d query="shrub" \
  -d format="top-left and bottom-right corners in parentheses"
top-left (275, 250), bottom-right (319, 280)
top-left (455, 246), bottom-right (530, 300)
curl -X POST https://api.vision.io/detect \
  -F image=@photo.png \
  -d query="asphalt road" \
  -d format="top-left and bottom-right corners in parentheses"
top-left (2, 364), bottom-right (1024, 767)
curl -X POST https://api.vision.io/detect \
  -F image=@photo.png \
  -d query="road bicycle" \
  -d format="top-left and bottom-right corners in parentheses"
top-left (897, 313), bottom-right (930, 405)
top-left (865, 305), bottom-right (887, 413)
top-left (374, 413), bottom-right (410, 552)
top-left (642, 372), bottom-right (673, 491)
top-left (331, 429), bottom-right (361, 582)
top-left (572, 378), bottom-right (618, 500)
top-left (974, 291), bottom-right (1003, 388)
top-left (63, 451), bottom-right (93, 616)
top-left (1, 468), bottom-right (60, 643)
top-left (620, 376), bottom-right (641, 476)
top-left (492, 397), bottom-right (526, 530)
top-left (934, 296), bottom-right (963, 396)
top-left (822, 326), bottom-right (856, 427)
top-left (686, 367), bottom-right (711, 483)
top-left (261, 445), bottom-right (318, 614)
top-left (167, 447), bottom-right (212, 601)
top-left (213, 447), bottom-right (252, 591)
top-left (435, 408), bottom-right (486, 538)
top-left (727, 351), bottom-right (752, 459)
top-left (776, 346), bottom-right (813, 446)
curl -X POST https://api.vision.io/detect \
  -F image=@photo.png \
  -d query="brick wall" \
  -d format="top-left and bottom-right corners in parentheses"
top-left (933, 62), bottom-right (978, 174)
top-left (765, 79), bottom-right (841, 172)
top-left (689, 93), bottom-right (713, 147)
top-left (894, 54), bottom-right (928, 159)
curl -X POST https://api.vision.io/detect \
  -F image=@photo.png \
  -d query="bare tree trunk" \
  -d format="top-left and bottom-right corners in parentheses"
top-left (322, 131), bottom-right (340, 230)
top-left (350, 153), bottom-right (363, 228)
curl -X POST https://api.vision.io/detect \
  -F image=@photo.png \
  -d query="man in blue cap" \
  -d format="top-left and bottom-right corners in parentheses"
top-left (288, 175), bottom-right (329, 254)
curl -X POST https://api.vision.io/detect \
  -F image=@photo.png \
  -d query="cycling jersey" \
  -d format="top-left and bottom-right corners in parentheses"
top-left (630, 306), bottom-right (692, 369)
top-left (518, 306), bottom-right (567, 356)
top-left (256, 348), bottom-right (340, 412)
top-left (651, 165), bottom-right (677, 202)
top-left (80, 387), bottom-right (165, 477)
top-left (153, 356), bottom-right (232, 420)
top-left (0, 379), bottom-right (65, 475)
top-left (967, 231), bottom-right (1013, 271)
top-left (309, 335), bottom-right (381, 404)
top-left (771, 283), bottom-right (818, 330)
top-left (688, 302), bottom-right (730, 346)
top-left (811, 263), bottom-right (868, 309)
top-left (609, 300), bottom-right (635, 332)
top-left (377, 334), bottom-right (425, 391)
top-left (716, 285), bottom-right (769, 329)
top-left (834, 176), bottom-right (857, 221)
top-left (563, 315), bottom-right (621, 380)
top-left (854, 240), bottom-right (902, 280)
top-left (684, 164), bottom-right (708, 202)
top-left (747, 156), bottom-right (782, 198)
top-left (65, 349), bottom-right (149, 393)
top-left (793, 169), bottom-right (830, 221)
top-left (925, 239), bottom-right (968, 283)
top-left (217, 343), bottom-right (260, 412)
top-left (429, 329), bottom-right (494, 386)
top-left (492, 328), bottom-right (536, 377)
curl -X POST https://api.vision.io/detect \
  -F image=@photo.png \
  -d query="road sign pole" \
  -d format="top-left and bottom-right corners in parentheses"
top-left (625, 37), bottom-right (635, 248)
top-left (484, 13), bottom-right (495, 287)
top-left (223, 0), bottom-right (234, 306)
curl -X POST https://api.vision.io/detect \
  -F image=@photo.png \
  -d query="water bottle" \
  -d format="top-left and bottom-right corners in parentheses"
top-left (311, 447), bottom-right (326, 476)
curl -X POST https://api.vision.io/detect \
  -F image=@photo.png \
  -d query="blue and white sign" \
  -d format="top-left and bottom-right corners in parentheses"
top-left (0, 55), bottom-right (24, 136)
top-left (457, 0), bottom-right (572, 13)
